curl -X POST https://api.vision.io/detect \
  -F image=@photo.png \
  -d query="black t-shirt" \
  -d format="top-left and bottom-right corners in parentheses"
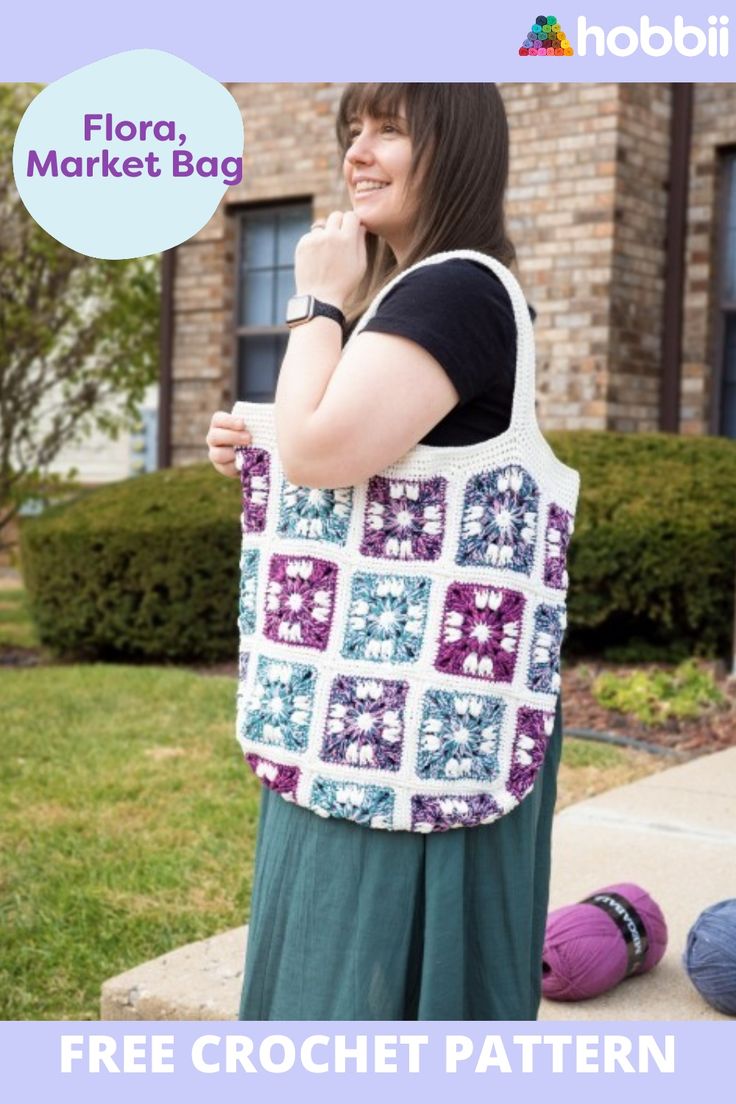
top-left (350, 259), bottom-right (535, 448)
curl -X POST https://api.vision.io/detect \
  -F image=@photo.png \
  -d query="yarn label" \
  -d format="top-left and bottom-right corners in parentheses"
top-left (582, 892), bottom-right (649, 977)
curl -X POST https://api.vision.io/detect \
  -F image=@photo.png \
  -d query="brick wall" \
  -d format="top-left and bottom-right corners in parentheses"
top-left (607, 83), bottom-right (671, 433)
top-left (168, 82), bottom-right (732, 466)
top-left (503, 82), bottom-right (619, 432)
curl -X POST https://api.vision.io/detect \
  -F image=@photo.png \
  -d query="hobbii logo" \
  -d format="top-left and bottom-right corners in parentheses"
top-left (577, 14), bottom-right (730, 57)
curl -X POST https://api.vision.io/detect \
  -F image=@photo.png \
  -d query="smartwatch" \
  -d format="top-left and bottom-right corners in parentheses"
top-left (286, 294), bottom-right (346, 333)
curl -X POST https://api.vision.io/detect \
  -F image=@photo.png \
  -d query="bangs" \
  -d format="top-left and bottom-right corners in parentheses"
top-left (336, 83), bottom-right (409, 151)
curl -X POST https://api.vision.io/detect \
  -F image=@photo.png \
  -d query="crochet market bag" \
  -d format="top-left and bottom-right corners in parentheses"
top-left (231, 249), bottom-right (581, 832)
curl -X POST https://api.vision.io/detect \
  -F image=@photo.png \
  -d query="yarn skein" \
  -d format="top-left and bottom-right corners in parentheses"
top-left (542, 882), bottom-right (668, 1000)
top-left (683, 899), bottom-right (736, 1016)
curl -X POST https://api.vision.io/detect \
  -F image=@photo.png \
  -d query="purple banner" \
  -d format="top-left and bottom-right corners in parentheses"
top-left (1, 1022), bottom-right (732, 1102)
top-left (1, 0), bottom-right (735, 81)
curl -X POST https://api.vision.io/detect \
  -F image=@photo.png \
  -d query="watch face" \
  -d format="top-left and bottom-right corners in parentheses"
top-left (286, 294), bottom-right (312, 324)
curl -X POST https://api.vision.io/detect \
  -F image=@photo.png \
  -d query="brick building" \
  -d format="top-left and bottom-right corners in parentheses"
top-left (159, 82), bottom-right (736, 468)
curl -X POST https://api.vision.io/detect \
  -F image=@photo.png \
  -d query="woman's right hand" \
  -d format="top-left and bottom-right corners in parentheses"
top-left (206, 411), bottom-right (252, 478)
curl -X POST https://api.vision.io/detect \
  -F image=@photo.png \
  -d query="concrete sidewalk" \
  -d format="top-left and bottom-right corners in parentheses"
top-left (538, 745), bottom-right (735, 1021)
top-left (101, 746), bottom-right (736, 1020)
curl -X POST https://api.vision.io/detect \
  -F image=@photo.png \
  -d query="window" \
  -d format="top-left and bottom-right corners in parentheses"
top-left (235, 203), bottom-right (312, 401)
top-left (716, 153), bottom-right (736, 437)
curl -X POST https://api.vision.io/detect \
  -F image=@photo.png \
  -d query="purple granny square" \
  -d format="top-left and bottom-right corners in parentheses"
top-left (320, 674), bottom-right (408, 771)
top-left (411, 793), bottom-right (501, 832)
top-left (456, 465), bottom-right (539, 574)
top-left (434, 582), bottom-right (526, 683)
top-left (264, 554), bottom-right (338, 651)
top-left (507, 706), bottom-right (556, 800)
top-left (245, 752), bottom-right (300, 800)
top-left (543, 503), bottom-right (574, 590)
top-left (360, 475), bottom-right (447, 561)
top-left (235, 446), bottom-right (271, 534)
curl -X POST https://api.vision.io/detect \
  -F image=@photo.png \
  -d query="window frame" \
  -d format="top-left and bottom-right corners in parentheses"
top-left (710, 148), bottom-right (736, 436)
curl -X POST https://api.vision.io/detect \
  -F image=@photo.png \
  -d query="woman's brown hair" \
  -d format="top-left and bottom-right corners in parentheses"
top-left (336, 83), bottom-right (516, 326)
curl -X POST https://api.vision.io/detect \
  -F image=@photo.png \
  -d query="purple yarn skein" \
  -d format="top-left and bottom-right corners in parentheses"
top-left (542, 882), bottom-right (668, 1001)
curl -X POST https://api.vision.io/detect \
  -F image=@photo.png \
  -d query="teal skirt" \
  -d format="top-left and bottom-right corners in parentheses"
top-left (238, 693), bottom-right (564, 1021)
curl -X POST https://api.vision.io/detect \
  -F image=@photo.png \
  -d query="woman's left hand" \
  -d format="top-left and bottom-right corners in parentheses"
top-left (294, 210), bottom-right (367, 309)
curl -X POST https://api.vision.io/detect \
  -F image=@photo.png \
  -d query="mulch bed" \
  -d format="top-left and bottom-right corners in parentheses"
top-left (0, 645), bottom-right (43, 668)
top-left (560, 659), bottom-right (736, 757)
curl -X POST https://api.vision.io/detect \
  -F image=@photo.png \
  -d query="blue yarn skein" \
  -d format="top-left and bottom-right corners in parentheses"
top-left (683, 899), bottom-right (736, 1016)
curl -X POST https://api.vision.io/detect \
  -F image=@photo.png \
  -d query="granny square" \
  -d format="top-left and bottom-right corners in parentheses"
top-left (319, 674), bottom-right (408, 771)
top-left (416, 687), bottom-right (506, 782)
top-left (341, 571), bottom-right (431, 663)
top-left (239, 656), bottom-right (317, 753)
top-left (277, 481), bottom-right (353, 545)
top-left (238, 447), bottom-right (271, 533)
top-left (543, 503), bottom-right (575, 590)
top-left (435, 582), bottom-right (526, 683)
top-left (360, 475), bottom-right (447, 561)
top-left (456, 465), bottom-right (539, 573)
top-left (263, 554), bottom-right (338, 651)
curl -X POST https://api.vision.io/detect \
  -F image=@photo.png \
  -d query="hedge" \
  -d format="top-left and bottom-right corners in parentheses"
top-left (547, 430), bottom-right (735, 660)
top-left (20, 464), bottom-right (242, 663)
top-left (19, 430), bottom-right (736, 663)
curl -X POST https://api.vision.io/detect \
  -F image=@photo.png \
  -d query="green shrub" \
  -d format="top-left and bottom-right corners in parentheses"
top-left (591, 658), bottom-right (725, 726)
top-left (20, 465), bottom-right (242, 662)
top-left (18, 430), bottom-right (736, 663)
top-left (547, 430), bottom-right (736, 661)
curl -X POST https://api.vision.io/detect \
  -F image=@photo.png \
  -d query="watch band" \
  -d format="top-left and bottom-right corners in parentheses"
top-left (286, 294), bottom-right (346, 332)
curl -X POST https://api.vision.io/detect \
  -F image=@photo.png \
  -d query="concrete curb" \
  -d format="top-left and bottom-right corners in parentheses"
top-left (100, 927), bottom-right (247, 1021)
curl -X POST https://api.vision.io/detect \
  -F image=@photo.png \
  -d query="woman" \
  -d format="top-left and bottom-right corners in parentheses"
top-left (206, 84), bottom-right (566, 1020)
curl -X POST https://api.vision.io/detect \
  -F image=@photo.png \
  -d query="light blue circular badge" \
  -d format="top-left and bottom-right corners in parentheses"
top-left (12, 49), bottom-right (244, 259)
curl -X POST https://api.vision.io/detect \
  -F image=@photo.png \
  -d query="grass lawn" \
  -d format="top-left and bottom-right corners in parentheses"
top-left (1, 585), bottom-right (668, 1020)
top-left (1, 664), bottom-right (261, 1020)
top-left (0, 586), bottom-right (37, 649)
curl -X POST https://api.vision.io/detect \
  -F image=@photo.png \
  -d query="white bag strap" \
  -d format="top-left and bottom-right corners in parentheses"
top-left (346, 248), bottom-right (537, 433)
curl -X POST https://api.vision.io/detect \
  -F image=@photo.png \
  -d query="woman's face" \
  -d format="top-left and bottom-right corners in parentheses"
top-left (343, 106), bottom-right (420, 261)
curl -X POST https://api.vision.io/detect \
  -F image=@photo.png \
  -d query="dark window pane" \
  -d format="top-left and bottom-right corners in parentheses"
top-left (242, 214), bottom-right (275, 270)
top-left (237, 334), bottom-right (289, 401)
top-left (722, 314), bottom-right (736, 438)
top-left (276, 267), bottom-right (296, 320)
top-left (277, 208), bottom-right (309, 266)
top-left (725, 158), bottom-right (736, 302)
top-left (241, 268), bottom-right (275, 326)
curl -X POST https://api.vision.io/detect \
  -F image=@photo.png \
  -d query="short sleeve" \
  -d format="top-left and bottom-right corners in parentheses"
top-left (360, 259), bottom-right (529, 406)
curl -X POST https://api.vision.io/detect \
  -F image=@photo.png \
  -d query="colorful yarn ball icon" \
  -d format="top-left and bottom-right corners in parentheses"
top-left (542, 883), bottom-right (668, 1000)
top-left (519, 15), bottom-right (573, 55)
top-left (683, 899), bottom-right (736, 1016)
